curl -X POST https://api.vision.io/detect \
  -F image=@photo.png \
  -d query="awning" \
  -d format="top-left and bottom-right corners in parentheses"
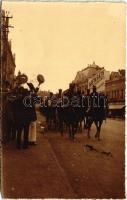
top-left (109, 104), bottom-right (125, 110)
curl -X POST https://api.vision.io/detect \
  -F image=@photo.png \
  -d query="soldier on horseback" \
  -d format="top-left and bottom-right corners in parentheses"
top-left (86, 85), bottom-right (108, 140)
top-left (83, 89), bottom-right (91, 129)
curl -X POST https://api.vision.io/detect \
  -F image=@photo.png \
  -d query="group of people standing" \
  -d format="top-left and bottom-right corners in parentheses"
top-left (2, 74), bottom-right (45, 149)
top-left (2, 82), bottom-right (40, 149)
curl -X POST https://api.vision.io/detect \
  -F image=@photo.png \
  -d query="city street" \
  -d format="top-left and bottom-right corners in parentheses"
top-left (1, 2), bottom-right (125, 199)
top-left (2, 113), bottom-right (125, 199)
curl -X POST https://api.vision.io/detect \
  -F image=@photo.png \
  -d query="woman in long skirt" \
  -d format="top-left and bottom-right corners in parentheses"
top-left (29, 121), bottom-right (37, 145)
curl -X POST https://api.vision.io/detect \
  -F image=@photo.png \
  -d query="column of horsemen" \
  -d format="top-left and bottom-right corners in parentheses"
top-left (3, 75), bottom-right (108, 149)
top-left (41, 83), bottom-right (108, 140)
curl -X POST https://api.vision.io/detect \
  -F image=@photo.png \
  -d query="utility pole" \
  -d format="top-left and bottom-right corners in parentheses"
top-left (1, 10), bottom-right (14, 86)
top-left (0, 10), bottom-right (15, 143)
top-left (2, 10), bottom-right (14, 40)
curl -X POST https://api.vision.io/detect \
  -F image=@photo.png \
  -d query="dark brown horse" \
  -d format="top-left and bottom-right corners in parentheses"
top-left (86, 93), bottom-right (108, 140)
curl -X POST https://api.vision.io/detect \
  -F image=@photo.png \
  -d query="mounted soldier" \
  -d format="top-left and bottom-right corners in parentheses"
top-left (83, 88), bottom-right (91, 129)
top-left (58, 83), bottom-right (79, 139)
top-left (86, 86), bottom-right (108, 140)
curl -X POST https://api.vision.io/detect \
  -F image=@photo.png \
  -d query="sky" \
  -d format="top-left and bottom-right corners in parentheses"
top-left (2, 1), bottom-right (126, 92)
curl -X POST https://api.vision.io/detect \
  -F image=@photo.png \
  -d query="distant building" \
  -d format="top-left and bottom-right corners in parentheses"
top-left (1, 10), bottom-right (16, 90)
top-left (73, 62), bottom-right (110, 93)
top-left (105, 69), bottom-right (125, 117)
top-left (38, 90), bottom-right (50, 98)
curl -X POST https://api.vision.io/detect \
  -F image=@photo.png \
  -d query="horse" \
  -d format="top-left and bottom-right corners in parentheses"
top-left (57, 89), bottom-right (82, 140)
top-left (86, 93), bottom-right (108, 141)
top-left (40, 95), bottom-right (57, 131)
top-left (57, 105), bottom-right (79, 140)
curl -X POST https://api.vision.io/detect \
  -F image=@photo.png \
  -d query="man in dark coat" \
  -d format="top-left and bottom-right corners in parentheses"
top-left (12, 87), bottom-right (36, 149)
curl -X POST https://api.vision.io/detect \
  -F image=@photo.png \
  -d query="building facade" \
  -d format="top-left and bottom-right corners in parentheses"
top-left (105, 70), bottom-right (125, 117)
top-left (73, 62), bottom-right (110, 93)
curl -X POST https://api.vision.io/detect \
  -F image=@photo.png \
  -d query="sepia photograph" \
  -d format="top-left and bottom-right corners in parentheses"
top-left (1, 0), bottom-right (126, 198)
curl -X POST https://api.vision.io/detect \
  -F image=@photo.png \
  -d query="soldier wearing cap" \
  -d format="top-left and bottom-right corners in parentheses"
top-left (90, 85), bottom-right (99, 108)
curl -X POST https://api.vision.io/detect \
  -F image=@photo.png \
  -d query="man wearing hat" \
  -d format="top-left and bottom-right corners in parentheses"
top-left (90, 85), bottom-right (99, 108)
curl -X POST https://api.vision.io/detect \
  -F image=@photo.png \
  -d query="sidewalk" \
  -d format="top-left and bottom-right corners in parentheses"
top-left (2, 133), bottom-right (76, 198)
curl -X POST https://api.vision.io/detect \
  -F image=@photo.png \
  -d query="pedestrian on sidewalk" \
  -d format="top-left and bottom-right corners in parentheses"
top-left (29, 121), bottom-right (37, 145)
top-left (27, 83), bottom-right (39, 145)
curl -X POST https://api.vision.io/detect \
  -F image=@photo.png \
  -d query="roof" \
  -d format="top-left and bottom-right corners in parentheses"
top-left (110, 70), bottom-right (125, 81)
top-left (74, 62), bottom-right (103, 83)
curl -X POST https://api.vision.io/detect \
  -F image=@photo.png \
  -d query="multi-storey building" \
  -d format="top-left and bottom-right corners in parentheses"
top-left (105, 69), bottom-right (125, 117)
top-left (73, 62), bottom-right (110, 94)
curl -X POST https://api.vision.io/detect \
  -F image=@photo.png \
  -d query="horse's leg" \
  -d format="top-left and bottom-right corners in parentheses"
top-left (97, 119), bottom-right (103, 141)
top-left (68, 124), bottom-right (71, 139)
top-left (94, 119), bottom-right (103, 140)
top-left (77, 122), bottom-right (79, 132)
top-left (49, 118), bottom-right (51, 130)
top-left (78, 121), bottom-right (82, 133)
top-left (85, 116), bottom-right (89, 130)
top-left (87, 117), bottom-right (93, 138)
top-left (87, 120), bottom-right (92, 138)
top-left (64, 123), bottom-right (67, 132)
top-left (73, 122), bottom-right (78, 140)
top-left (84, 116), bottom-right (86, 129)
top-left (50, 118), bottom-right (52, 130)
top-left (75, 122), bottom-right (78, 133)
top-left (87, 126), bottom-right (91, 138)
top-left (53, 115), bottom-right (56, 131)
top-left (54, 118), bottom-right (57, 131)
top-left (94, 120), bottom-right (99, 138)
top-left (71, 125), bottom-right (74, 140)
top-left (46, 116), bottom-right (49, 130)
top-left (71, 123), bottom-right (77, 140)
top-left (80, 120), bottom-right (82, 133)
top-left (60, 120), bottom-right (64, 136)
